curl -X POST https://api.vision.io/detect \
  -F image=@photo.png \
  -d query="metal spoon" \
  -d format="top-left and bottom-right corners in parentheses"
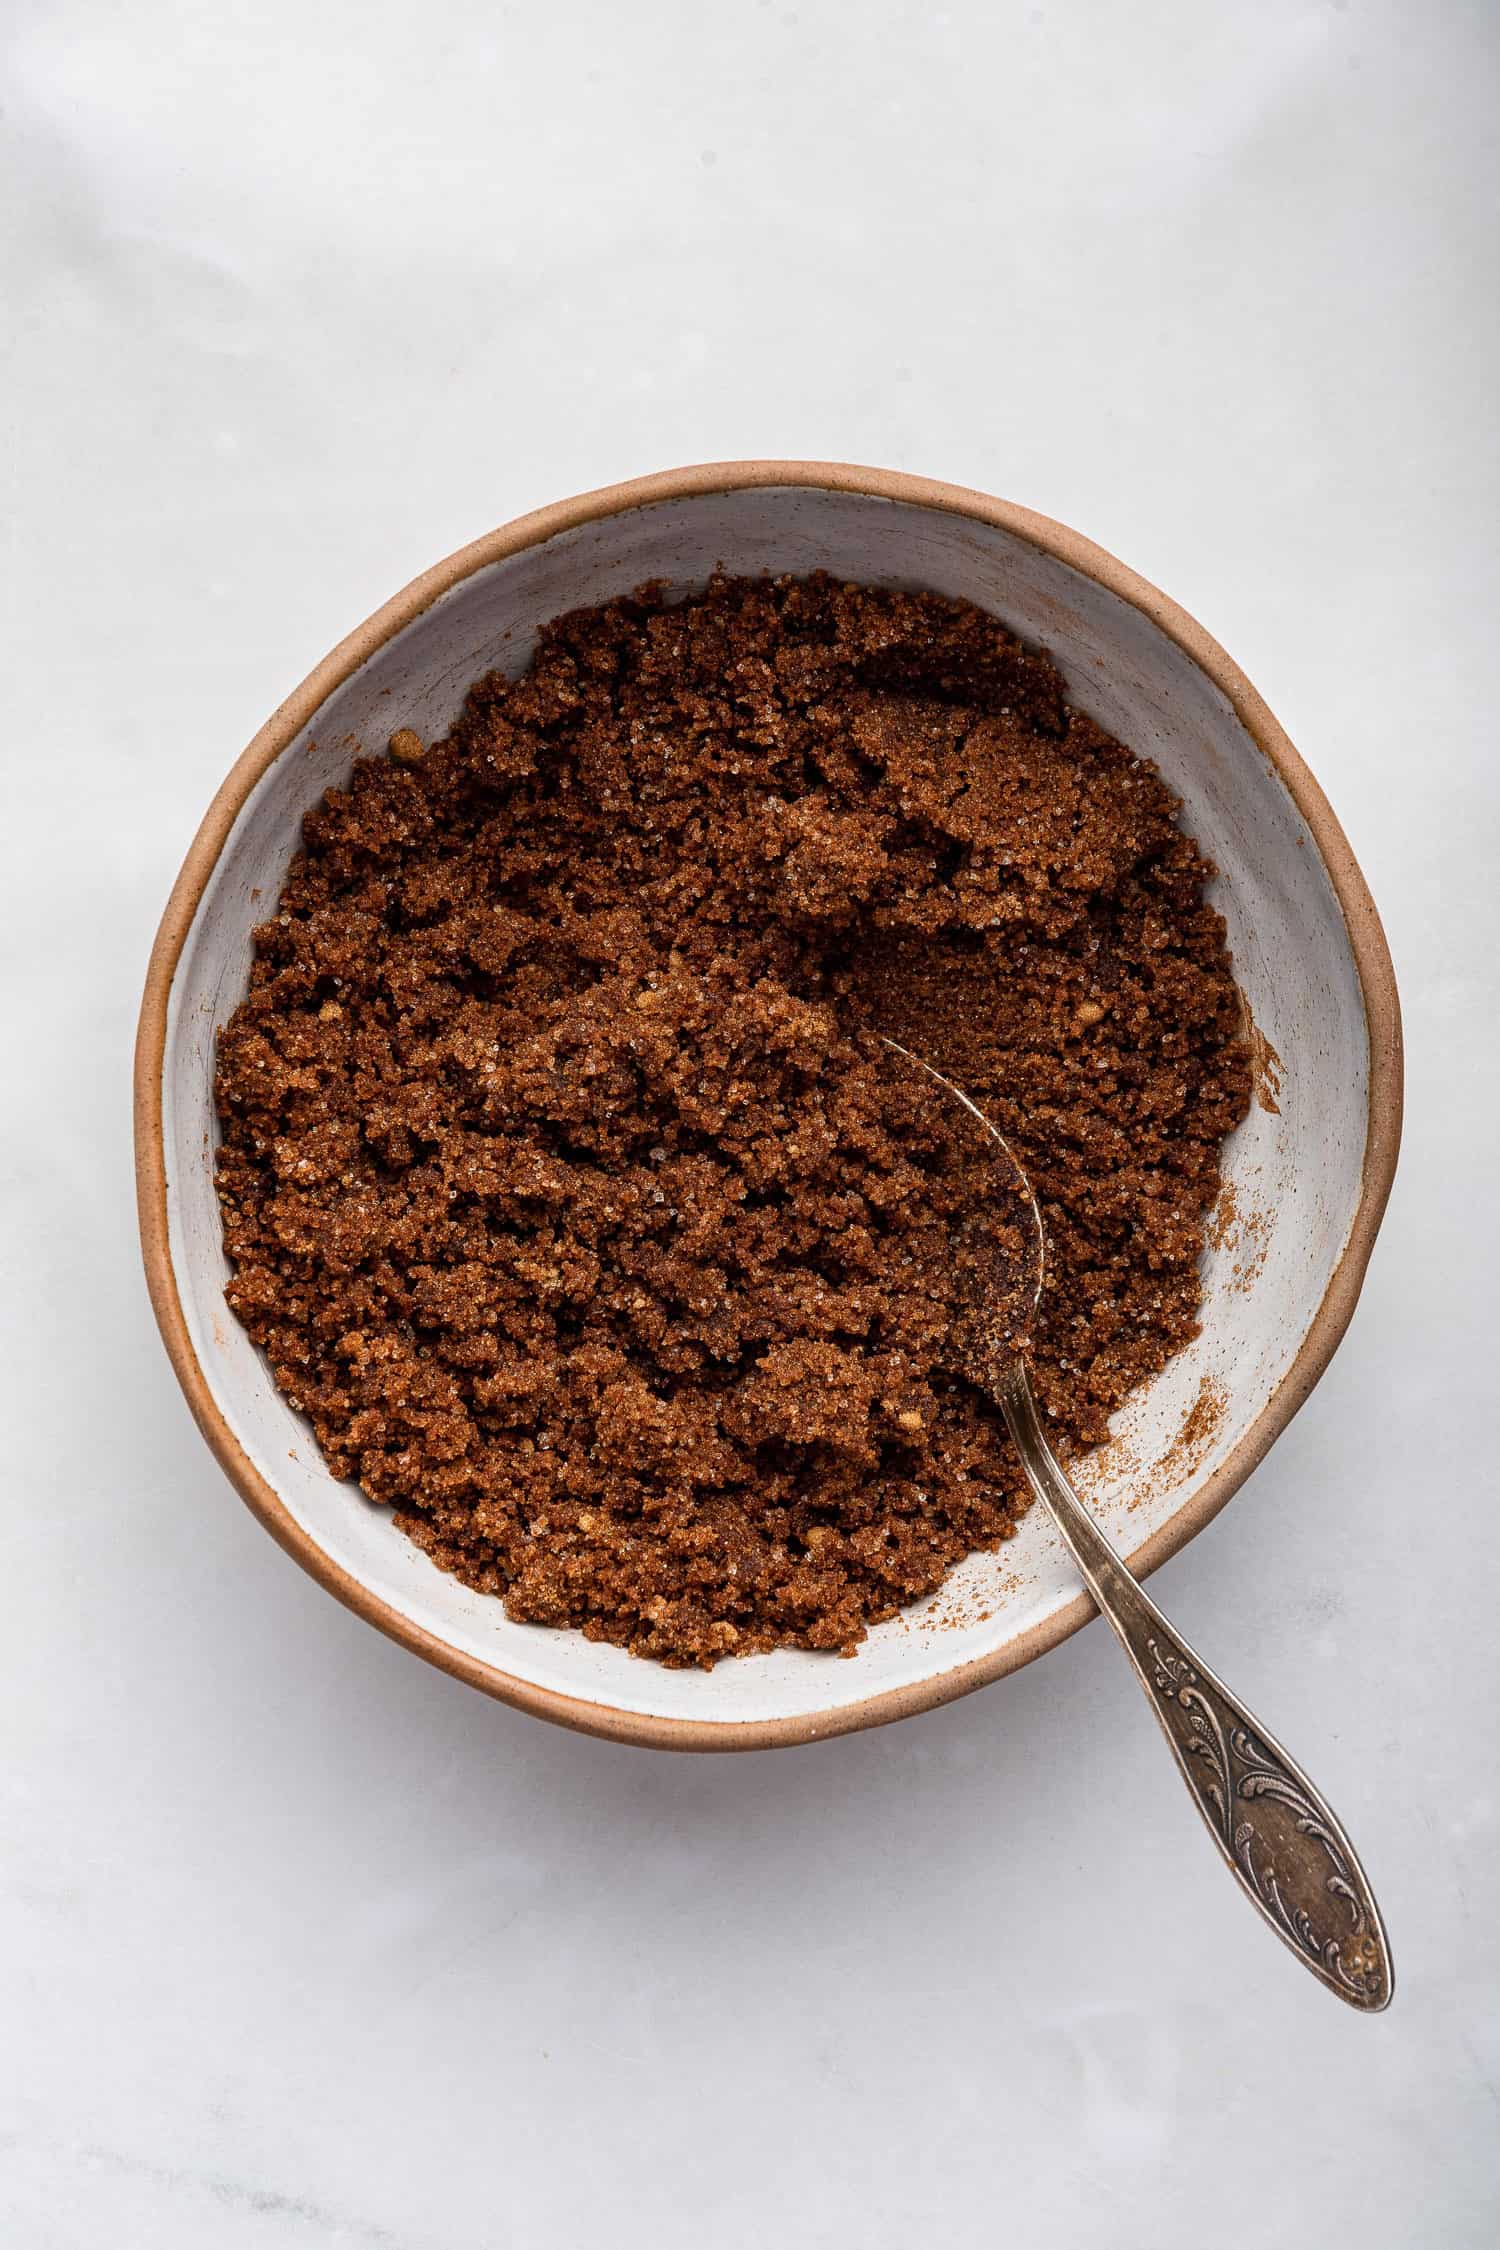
top-left (884, 1038), bottom-right (1393, 2011)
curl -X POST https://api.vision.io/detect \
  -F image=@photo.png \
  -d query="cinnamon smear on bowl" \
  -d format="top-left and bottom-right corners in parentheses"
top-left (213, 575), bottom-right (1250, 1665)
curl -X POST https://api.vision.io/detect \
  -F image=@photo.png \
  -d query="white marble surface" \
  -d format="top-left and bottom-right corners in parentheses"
top-left (4, 1), bottom-right (1497, 2243)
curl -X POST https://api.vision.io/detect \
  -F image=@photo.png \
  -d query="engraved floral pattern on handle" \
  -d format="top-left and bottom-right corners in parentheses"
top-left (992, 1351), bottom-right (1391, 2008)
top-left (1146, 1636), bottom-right (1388, 2007)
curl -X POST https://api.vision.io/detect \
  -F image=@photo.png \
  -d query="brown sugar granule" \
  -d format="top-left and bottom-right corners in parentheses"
top-left (214, 574), bottom-right (1250, 1665)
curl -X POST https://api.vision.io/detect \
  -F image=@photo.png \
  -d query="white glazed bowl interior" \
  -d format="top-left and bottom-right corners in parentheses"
top-left (159, 482), bottom-right (1373, 1738)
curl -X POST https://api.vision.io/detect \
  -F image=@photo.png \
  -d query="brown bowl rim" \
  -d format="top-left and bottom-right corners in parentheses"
top-left (134, 459), bottom-right (1403, 1752)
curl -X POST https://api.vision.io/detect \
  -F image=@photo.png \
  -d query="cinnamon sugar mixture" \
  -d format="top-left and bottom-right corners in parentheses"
top-left (214, 575), bottom-right (1249, 1664)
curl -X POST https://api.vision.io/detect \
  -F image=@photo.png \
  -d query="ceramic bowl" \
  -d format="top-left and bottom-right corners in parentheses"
top-left (136, 462), bottom-right (1401, 1750)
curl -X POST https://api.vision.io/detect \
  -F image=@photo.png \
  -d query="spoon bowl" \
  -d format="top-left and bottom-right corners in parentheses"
top-left (879, 1037), bottom-right (1045, 1379)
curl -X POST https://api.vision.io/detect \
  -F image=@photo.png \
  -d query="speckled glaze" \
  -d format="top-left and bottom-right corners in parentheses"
top-left (134, 463), bottom-right (1402, 1750)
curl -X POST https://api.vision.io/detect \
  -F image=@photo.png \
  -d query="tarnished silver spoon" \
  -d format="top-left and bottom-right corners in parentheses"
top-left (883, 1038), bottom-right (1393, 2012)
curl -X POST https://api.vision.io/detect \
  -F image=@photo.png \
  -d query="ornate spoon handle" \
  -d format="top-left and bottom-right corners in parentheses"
top-left (995, 1359), bottom-right (1392, 2011)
